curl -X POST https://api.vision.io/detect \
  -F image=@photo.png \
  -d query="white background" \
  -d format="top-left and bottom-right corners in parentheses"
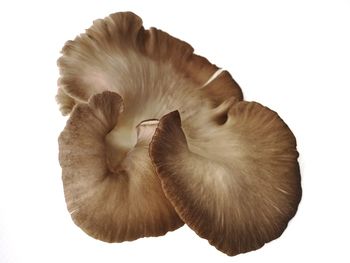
top-left (0, 0), bottom-right (349, 262)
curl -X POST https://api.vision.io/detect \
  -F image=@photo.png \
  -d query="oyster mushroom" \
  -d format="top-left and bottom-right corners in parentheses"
top-left (57, 12), bottom-right (243, 242)
top-left (59, 91), bottom-right (184, 242)
top-left (56, 12), bottom-right (242, 115)
top-left (57, 11), bottom-right (301, 255)
top-left (150, 104), bottom-right (301, 256)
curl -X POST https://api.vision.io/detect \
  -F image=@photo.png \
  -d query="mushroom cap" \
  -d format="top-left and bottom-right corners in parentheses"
top-left (57, 12), bottom-right (244, 244)
top-left (56, 12), bottom-right (243, 117)
top-left (56, 11), bottom-right (301, 255)
top-left (57, 11), bottom-right (244, 243)
top-left (150, 102), bottom-right (302, 256)
top-left (59, 91), bottom-right (183, 242)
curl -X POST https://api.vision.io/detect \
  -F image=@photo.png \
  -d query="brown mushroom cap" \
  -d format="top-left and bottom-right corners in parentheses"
top-left (56, 12), bottom-right (243, 116)
top-left (57, 12), bottom-right (245, 244)
top-left (59, 91), bottom-right (183, 242)
top-left (150, 102), bottom-right (302, 256)
top-left (56, 11), bottom-right (301, 255)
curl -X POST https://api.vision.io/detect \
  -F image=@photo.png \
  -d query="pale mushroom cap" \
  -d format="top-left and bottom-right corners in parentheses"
top-left (59, 91), bottom-right (183, 242)
top-left (150, 102), bottom-right (301, 256)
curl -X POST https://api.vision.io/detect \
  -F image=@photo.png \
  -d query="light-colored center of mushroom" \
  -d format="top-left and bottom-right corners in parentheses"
top-left (105, 119), bottom-right (159, 173)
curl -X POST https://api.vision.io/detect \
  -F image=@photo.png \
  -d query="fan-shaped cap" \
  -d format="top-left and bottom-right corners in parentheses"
top-left (56, 11), bottom-right (244, 244)
top-left (150, 102), bottom-right (302, 256)
top-left (59, 91), bottom-right (183, 242)
top-left (56, 11), bottom-right (301, 256)
top-left (56, 12), bottom-right (243, 116)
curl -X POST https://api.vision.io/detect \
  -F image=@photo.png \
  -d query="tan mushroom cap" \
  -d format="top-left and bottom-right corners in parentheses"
top-left (59, 91), bottom-right (183, 242)
top-left (56, 12), bottom-right (242, 116)
top-left (150, 102), bottom-right (302, 256)
top-left (56, 11), bottom-right (245, 244)
top-left (56, 11), bottom-right (301, 255)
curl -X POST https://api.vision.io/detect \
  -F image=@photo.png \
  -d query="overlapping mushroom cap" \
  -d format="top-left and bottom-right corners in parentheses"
top-left (59, 91), bottom-right (184, 242)
top-left (57, 11), bottom-right (301, 256)
top-left (150, 105), bottom-right (301, 255)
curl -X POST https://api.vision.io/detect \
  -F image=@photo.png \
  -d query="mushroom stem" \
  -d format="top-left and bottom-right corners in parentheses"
top-left (105, 125), bottom-right (137, 173)
top-left (136, 119), bottom-right (159, 146)
top-left (104, 119), bottom-right (160, 173)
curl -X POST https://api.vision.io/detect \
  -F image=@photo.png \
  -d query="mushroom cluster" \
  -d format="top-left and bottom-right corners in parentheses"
top-left (57, 12), bottom-right (301, 256)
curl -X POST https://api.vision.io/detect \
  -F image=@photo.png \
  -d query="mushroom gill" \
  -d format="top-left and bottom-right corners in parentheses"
top-left (57, 12), bottom-right (243, 242)
top-left (59, 91), bottom-right (184, 242)
top-left (57, 11), bottom-right (301, 256)
top-left (150, 104), bottom-right (301, 256)
top-left (56, 12), bottom-right (242, 117)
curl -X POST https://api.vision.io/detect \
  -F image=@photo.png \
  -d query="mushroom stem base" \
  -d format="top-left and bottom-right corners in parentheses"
top-left (105, 119), bottom-right (159, 173)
